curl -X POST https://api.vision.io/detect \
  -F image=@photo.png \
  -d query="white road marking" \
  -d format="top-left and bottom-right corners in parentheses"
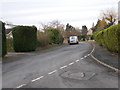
top-left (84, 55), bottom-right (87, 58)
top-left (92, 73), bottom-right (96, 76)
top-left (90, 45), bottom-right (95, 54)
top-left (87, 54), bottom-right (90, 56)
top-left (75, 59), bottom-right (79, 62)
top-left (81, 57), bottom-right (84, 60)
top-left (60, 65), bottom-right (67, 69)
top-left (69, 62), bottom-right (74, 65)
top-left (16, 84), bottom-right (26, 88)
top-left (31, 76), bottom-right (44, 82)
top-left (48, 70), bottom-right (57, 75)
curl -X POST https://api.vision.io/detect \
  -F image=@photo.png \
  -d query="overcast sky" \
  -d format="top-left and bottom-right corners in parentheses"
top-left (0, 0), bottom-right (119, 29)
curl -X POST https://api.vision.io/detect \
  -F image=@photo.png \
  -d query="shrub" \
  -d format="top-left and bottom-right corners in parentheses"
top-left (37, 31), bottom-right (49, 47)
top-left (7, 38), bottom-right (14, 52)
top-left (94, 24), bottom-right (120, 52)
top-left (12, 26), bottom-right (37, 52)
top-left (94, 31), bottom-right (104, 46)
top-left (58, 34), bottom-right (64, 44)
top-left (103, 24), bottom-right (119, 52)
top-left (0, 21), bottom-right (7, 57)
top-left (45, 28), bottom-right (64, 44)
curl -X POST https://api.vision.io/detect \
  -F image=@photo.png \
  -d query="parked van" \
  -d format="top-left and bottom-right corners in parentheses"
top-left (68, 36), bottom-right (79, 45)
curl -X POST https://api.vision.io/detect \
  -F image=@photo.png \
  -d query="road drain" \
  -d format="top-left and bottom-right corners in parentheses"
top-left (61, 70), bottom-right (96, 80)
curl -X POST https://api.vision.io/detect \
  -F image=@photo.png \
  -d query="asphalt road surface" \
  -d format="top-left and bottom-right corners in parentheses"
top-left (2, 42), bottom-right (118, 89)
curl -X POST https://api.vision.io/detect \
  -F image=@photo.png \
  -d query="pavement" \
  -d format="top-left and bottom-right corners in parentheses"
top-left (91, 41), bottom-right (119, 72)
top-left (2, 41), bottom-right (119, 89)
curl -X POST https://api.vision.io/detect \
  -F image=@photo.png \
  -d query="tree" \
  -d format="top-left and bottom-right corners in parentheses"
top-left (65, 23), bottom-right (80, 38)
top-left (81, 25), bottom-right (88, 41)
top-left (40, 20), bottom-right (65, 34)
top-left (100, 8), bottom-right (117, 26)
top-left (95, 18), bottom-right (107, 30)
top-left (66, 23), bottom-right (75, 31)
top-left (81, 25), bottom-right (88, 36)
top-left (45, 28), bottom-right (64, 44)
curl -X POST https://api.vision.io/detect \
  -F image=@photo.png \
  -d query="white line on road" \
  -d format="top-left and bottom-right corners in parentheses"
top-left (60, 65), bottom-right (67, 69)
top-left (81, 57), bottom-right (84, 60)
top-left (31, 76), bottom-right (44, 82)
top-left (48, 70), bottom-right (58, 75)
top-left (69, 62), bottom-right (74, 65)
top-left (87, 54), bottom-right (90, 56)
top-left (75, 59), bottom-right (79, 62)
top-left (16, 84), bottom-right (26, 88)
top-left (84, 55), bottom-right (87, 58)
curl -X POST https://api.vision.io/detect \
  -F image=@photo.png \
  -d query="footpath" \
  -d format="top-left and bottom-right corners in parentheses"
top-left (91, 41), bottom-right (119, 72)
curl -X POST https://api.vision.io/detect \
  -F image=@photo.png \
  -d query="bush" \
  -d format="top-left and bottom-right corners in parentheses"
top-left (94, 31), bottom-right (104, 46)
top-left (45, 28), bottom-right (64, 44)
top-left (7, 38), bottom-right (14, 52)
top-left (58, 34), bottom-right (64, 44)
top-left (37, 31), bottom-right (49, 47)
top-left (94, 24), bottom-right (120, 52)
top-left (12, 26), bottom-right (37, 52)
top-left (103, 25), bottom-right (119, 52)
top-left (0, 21), bottom-right (7, 57)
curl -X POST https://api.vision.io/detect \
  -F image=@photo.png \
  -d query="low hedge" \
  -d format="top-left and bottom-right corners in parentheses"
top-left (94, 24), bottom-right (120, 52)
top-left (0, 21), bottom-right (7, 57)
top-left (12, 26), bottom-right (37, 52)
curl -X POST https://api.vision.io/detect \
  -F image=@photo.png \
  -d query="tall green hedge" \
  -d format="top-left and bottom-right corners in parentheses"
top-left (94, 24), bottom-right (120, 52)
top-left (0, 21), bottom-right (7, 57)
top-left (12, 26), bottom-right (37, 52)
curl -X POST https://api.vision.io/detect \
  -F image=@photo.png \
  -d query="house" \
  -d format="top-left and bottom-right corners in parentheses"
top-left (87, 28), bottom-right (93, 36)
top-left (87, 28), bottom-right (93, 40)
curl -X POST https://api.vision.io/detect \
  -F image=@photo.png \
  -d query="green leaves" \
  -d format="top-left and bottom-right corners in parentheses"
top-left (0, 21), bottom-right (7, 57)
top-left (45, 28), bottom-right (64, 44)
top-left (12, 26), bottom-right (37, 52)
top-left (94, 24), bottom-right (120, 53)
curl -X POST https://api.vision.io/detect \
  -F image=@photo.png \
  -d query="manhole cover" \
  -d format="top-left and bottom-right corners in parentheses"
top-left (61, 70), bottom-right (96, 80)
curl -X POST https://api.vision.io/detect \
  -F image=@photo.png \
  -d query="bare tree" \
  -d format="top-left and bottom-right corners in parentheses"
top-left (100, 8), bottom-right (117, 25)
top-left (40, 20), bottom-right (65, 35)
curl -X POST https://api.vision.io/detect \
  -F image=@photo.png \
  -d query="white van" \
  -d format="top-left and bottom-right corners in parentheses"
top-left (68, 36), bottom-right (79, 45)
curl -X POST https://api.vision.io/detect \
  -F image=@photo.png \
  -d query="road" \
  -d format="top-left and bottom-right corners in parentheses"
top-left (2, 42), bottom-right (118, 89)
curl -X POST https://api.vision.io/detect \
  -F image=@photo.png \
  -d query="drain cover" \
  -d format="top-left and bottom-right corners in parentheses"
top-left (61, 70), bottom-right (96, 80)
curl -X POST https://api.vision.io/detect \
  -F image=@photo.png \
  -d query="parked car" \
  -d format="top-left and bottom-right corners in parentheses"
top-left (68, 36), bottom-right (79, 45)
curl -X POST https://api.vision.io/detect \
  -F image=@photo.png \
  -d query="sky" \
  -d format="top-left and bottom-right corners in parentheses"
top-left (0, 0), bottom-right (119, 29)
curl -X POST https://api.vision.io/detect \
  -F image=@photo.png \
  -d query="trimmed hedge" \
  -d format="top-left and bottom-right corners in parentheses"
top-left (0, 21), bottom-right (7, 57)
top-left (12, 26), bottom-right (37, 52)
top-left (94, 24), bottom-right (120, 52)
top-left (45, 28), bottom-right (64, 44)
